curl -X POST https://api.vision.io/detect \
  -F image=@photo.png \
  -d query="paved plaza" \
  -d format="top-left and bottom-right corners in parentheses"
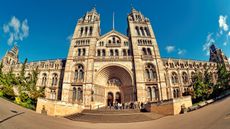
top-left (0, 97), bottom-right (230, 129)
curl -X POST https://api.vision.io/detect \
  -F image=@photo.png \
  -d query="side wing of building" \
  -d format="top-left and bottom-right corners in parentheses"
top-left (162, 58), bottom-right (218, 98)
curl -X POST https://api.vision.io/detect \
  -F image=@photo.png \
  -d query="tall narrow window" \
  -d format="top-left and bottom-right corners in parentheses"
top-left (78, 49), bottom-right (81, 56)
top-left (110, 49), bottom-right (114, 56)
top-left (85, 27), bottom-right (88, 36)
top-left (51, 73), bottom-right (58, 86)
top-left (147, 87), bottom-right (152, 101)
top-left (147, 48), bottom-right (152, 55)
top-left (182, 72), bottom-right (188, 84)
top-left (171, 72), bottom-right (179, 84)
top-left (102, 49), bottom-right (106, 56)
top-left (41, 73), bottom-right (47, 86)
top-left (82, 48), bottom-right (86, 56)
top-left (145, 27), bottom-right (150, 36)
top-left (145, 64), bottom-right (157, 81)
top-left (123, 49), bottom-right (127, 56)
top-left (112, 37), bottom-right (116, 43)
top-left (135, 26), bottom-right (140, 36)
top-left (89, 26), bottom-right (93, 35)
top-left (97, 49), bottom-right (101, 56)
top-left (142, 48), bottom-right (147, 55)
top-left (80, 27), bottom-right (83, 36)
top-left (140, 27), bottom-right (145, 36)
top-left (73, 87), bottom-right (77, 101)
top-left (115, 49), bottom-right (119, 56)
top-left (74, 64), bottom-right (84, 82)
top-left (77, 87), bottom-right (83, 101)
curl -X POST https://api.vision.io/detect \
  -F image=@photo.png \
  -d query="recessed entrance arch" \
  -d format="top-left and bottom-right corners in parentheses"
top-left (94, 65), bottom-right (135, 105)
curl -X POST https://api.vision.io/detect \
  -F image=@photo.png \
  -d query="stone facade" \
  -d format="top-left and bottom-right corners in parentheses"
top-left (1, 7), bottom-right (229, 116)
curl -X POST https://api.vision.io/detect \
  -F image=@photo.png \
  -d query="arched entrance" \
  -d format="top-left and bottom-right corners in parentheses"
top-left (94, 65), bottom-right (135, 105)
top-left (107, 92), bottom-right (114, 106)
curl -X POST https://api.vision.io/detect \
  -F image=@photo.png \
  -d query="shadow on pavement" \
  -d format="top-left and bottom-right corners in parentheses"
top-left (0, 112), bottom-right (25, 124)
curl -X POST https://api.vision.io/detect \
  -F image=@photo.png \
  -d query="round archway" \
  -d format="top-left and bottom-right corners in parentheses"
top-left (94, 65), bottom-right (135, 105)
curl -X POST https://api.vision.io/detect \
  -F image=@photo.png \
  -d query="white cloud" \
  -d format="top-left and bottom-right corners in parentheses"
top-left (66, 34), bottom-right (73, 42)
top-left (9, 16), bottom-right (20, 33)
top-left (203, 33), bottom-right (215, 56)
top-left (177, 49), bottom-right (186, 55)
top-left (219, 15), bottom-right (229, 32)
top-left (7, 33), bottom-right (14, 45)
top-left (165, 45), bottom-right (175, 53)
top-left (223, 42), bottom-right (227, 46)
top-left (3, 16), bottom-right (29, 45)
top-left (21, 19), bottom-right (29, 39)
top-left (3, 24), bottom-right (9, 33)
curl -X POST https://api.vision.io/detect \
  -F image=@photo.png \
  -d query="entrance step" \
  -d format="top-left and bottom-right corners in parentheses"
top-left (65, 110), bottom-right (164, 123)
top-left (82, 108), bottom-right (140, 114)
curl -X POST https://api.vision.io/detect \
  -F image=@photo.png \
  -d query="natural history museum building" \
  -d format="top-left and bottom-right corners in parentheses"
top-left (1, 8), bottom-right (229, 116)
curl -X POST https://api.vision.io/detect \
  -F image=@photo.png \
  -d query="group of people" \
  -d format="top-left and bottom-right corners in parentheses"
top-left (107, 101), bottom-right (144, 110)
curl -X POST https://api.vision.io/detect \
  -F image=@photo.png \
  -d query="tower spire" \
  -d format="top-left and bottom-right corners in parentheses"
top-left (112, 12), bottom-right (115, 30)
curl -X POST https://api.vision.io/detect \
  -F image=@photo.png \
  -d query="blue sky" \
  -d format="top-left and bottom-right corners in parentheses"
top-left (0, 0), bottom-right (230, 62)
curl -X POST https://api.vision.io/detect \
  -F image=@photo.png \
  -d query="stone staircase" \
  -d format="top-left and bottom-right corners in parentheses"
top-left (65, 107), bottom-right (164, 123)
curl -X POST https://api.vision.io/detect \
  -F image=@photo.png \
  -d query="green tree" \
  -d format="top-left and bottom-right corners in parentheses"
top-left (191, 72), bottom-right (210, 103)
top-left (211, 64), bottom-right (230, 97)
top-left (0, 61), bottom-right (3, 75)
top-left (216, 64), bottom-right (230, 90)
top-left (28, 67), bottom-right (45, 100)
top-left (18, 58), bottom-right (28, 94)
top-left (0, 68), bottom-right (17, 100)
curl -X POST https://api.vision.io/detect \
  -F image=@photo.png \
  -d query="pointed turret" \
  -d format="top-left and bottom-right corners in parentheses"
top-left (2, 45), bottom-right (19, 66)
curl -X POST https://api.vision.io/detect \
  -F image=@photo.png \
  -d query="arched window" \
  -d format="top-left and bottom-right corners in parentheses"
top-left (182, 72), bottom-right (188, 84)
top-left (74, 64), bottom-right (84, 81)
top-left (80, 27), bottom-right (83, 36)
top-left (147, 48), bottom-right (152, 55)
top-left (145, 64), bottom-right (157, 81)
top-left (142, 48), bottom-right (147, 55)
top-left (78, 49), bottom-right (81, 56)
top-left (144, 27), bottom-right (150, 36)
top-left (135, 26), bottom-right (140, 36)
top-left (140, 27), bottom-right (145, 36)
top-left (73, 87), bottom-right (76, 101)
top-left (51, 73), bottom-right (58, 86)
top-left (97, 49), bottom-right (101, 56)
top-left (147, 87), bottom-right (152, 101)
top-left (110, 49), bottom-right (114, 56)
top-left (112, 37), bottom-right (116, 43)
top-left (191, 72), bottom-right (195, 82)
top-left (41, 73), bottom-right (47, 86)
top-left (171, 72), bottom-right (179, 84)
top-left (84, 26), bottom-right (88, 35)
top-left (89, 26), bottom-right (93, 35)
top-left (123, 49), bottom-right (127, 56)
top-left (102, 49), bottom-right (106, 56)
top-left (82, 48), bottom-right (86, 56)
top-left (152, 87), bottom-right (158, 101)
top-left (50, 90), bottom-right (56, 100)
top-left (173, 89), bottom-right (180, 98)
top-left (77, 87), bottom-right (83, 101)
top-left (115, 49), bottom-right (119, 56)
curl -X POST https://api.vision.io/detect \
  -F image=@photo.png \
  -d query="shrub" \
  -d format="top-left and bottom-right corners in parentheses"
top-left (14, 97), bottom-right (22, 104)
top-left (19, 92), bottom-right (29, 102)
top-left (0, 90), bottom-right (4, 97)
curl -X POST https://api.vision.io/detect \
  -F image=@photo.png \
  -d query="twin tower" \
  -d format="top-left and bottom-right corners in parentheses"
top-left (61, 7), bottom-right (167, 107)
